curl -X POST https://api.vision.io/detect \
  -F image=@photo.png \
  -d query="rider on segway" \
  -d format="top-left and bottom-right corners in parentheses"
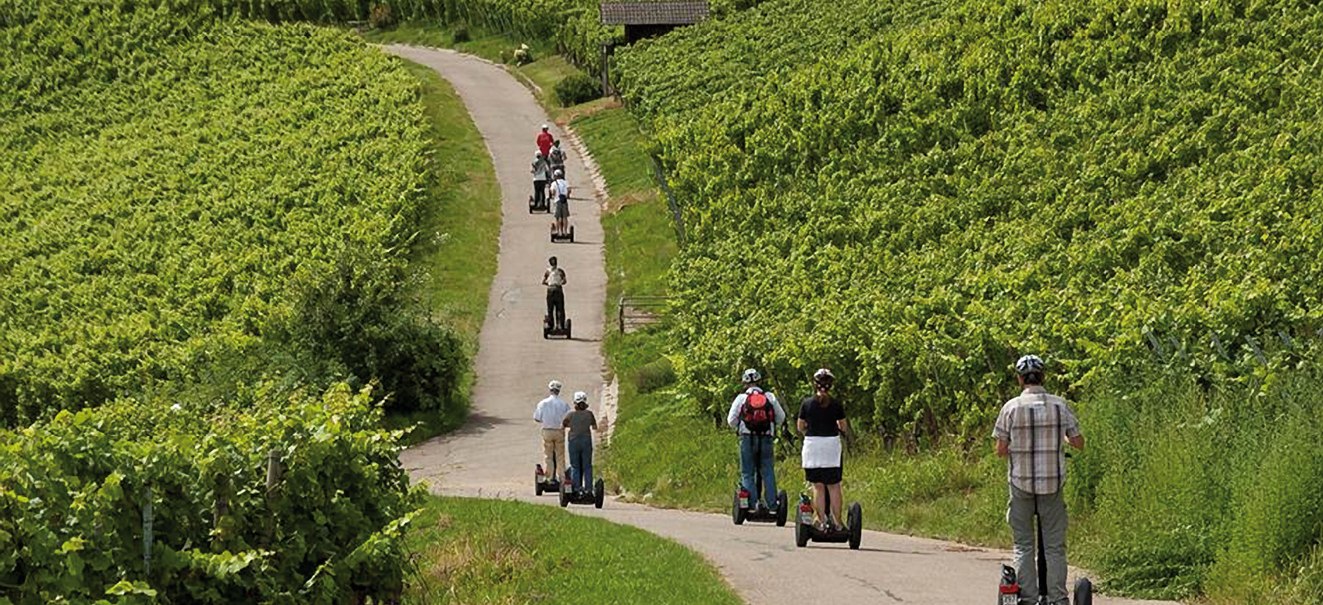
top-left (726, 368), bottom-right (786, 514)
top-left (542, 256), bottom-right (567, 331)
top-left (530, 150), bottom-right (550, 211)
top-left (798, 368), bottom-right (850, 532)
top-left (533, 379), bottom-right (571, 488)
top-left (994, 355), bottom-right (1086, 605)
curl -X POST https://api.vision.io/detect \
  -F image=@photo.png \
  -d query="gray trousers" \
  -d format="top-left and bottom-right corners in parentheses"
top-left (1007, 485), bottom-right (1068, 604)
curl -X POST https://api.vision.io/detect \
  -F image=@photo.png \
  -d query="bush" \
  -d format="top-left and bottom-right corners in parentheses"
top-left (0, 385), bottom-right (419, 603)
top-left (555, 72), bottom-right (600, 106)
top-left (634, 357), bottom-right (677, 393)
top-left (369, 4), bottom-right (395, 28)
top-left (452, 23), bottom-right (470, 43)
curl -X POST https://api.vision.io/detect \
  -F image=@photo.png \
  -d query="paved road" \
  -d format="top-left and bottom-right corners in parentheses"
top-left (382, 44), bottom-right (1175, 605)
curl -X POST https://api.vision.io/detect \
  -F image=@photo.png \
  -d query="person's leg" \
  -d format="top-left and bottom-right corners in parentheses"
top-left (568, 436), bottom-right (585, 491)
top-left (812, 481), bottom-right (827, 526)
top-left (545, 289), bottom-right (555, 325)
top-left (582, 440), bottom-right (594, 489)
top-left (534, 179), bottom-right (546, 207)
top-left (550, 288), bottom-right (565, 329)
top-left (1007, 485), bottom-right (1039, 602)
top-left (739, 435), bottom-right (756, 504)
top-left (827, 482), bottom-right (844, 527)
top-left (758, 435), bottom-right (777, 508)
top-left (554, 431), bottom-right (568, 482)
top-left (1038, 490), bottom-right (1070, 605)
top-left (542, 429), bottom-right (556, 480)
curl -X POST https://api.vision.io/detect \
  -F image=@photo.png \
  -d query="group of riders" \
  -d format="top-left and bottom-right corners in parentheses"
top-left (532, 124), bottom-right (571, 236)
top-left (523, 122), bottom-right (1085, 603)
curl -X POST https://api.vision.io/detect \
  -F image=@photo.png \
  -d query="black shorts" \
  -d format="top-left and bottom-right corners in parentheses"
top-left (805, 466), bottom-right (842, 484)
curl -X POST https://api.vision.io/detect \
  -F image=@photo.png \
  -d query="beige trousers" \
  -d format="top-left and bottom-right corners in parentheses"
top-left (542, 428), bottom-right (567, 479)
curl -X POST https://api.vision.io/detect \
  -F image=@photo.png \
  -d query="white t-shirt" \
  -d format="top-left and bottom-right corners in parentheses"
top-left (544, 266), bottom-right (566, 288)
top-left (553, 178), bottom-right (569, 198)
top-left (534, 395), bottom-right (571, 429)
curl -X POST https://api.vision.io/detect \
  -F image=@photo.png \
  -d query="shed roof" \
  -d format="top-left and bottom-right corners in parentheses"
top-left (599, 2), bottom-right (710, 26)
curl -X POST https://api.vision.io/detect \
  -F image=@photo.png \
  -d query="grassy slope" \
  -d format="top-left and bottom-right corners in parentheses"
top-left (403, 497), bottom-right (740, 604)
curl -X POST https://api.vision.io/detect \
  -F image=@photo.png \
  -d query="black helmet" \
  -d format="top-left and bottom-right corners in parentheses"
top-left (813, 368), bottom-right (834, 389)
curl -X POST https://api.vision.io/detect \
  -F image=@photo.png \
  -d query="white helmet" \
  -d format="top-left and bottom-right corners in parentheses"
top-left (573, 391), bottom-right (588, 404)
top-left (553, 169), bottom-right (564, 178)
top-left (1015, 355), bottom-right (1045, 376)
top-left (548, 380), bottom-right (563, 393)
top-left (535, 150), bottom-right (543, 158)
top-left (741, 368), bottom-right (761, 383)
top-left (541, 123), bottom-right (549, 131)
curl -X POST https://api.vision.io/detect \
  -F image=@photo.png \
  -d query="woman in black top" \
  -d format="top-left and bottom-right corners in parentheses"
top-left (797, 368), bottom-right (849, 531)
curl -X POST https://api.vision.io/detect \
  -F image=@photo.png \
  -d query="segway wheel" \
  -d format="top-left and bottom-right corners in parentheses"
top-left (1073, 578), bottom-right (1093, 605)
top-left (795, 519), bottom-right (810, 548)
top-left (775, 490), bottom-right (788, 527)
top-left (569, 226), bottom-right (575, 243)
top-left (847, 502), bottom-right (863, 550)
top-left (559, 487), bottom-right (569, 508)
top-left (732, 490), bottom-right (745, 526)
top-left (594, 478), bottom-right (605, 509)
top-left (536, 480), bottom-right (544, 496)
top-left (565, 318), bottom-right (572, 339)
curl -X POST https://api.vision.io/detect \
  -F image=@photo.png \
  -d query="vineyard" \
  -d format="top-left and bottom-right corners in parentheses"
top-left (1, 2), bottom-right (451, 600)
top-left (616, 0), bottom-right (1323, 434)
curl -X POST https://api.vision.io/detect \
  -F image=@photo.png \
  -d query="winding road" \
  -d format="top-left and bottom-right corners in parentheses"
top-left (383, 44), bottom-right (1175, 605)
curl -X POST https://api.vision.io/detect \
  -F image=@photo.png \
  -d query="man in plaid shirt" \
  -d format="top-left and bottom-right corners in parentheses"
top-left (994, 355), bottom-right (1085, 605)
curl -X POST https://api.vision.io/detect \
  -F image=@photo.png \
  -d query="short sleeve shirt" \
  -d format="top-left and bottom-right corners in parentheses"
top-left (993, 386), bottom-right (1082, 495)
top-left (533, 396), bottom-right (571, 429)
top-left (553, 179), bottom-right (569, 198)
top-left (564, 409), bottom-right (596, 439)
top-left (798, 396), bottom-right (845, 437)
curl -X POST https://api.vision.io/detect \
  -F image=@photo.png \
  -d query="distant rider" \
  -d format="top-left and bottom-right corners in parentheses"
top-left (541, 256), bottom-right (567, 330)
top-left (551, 169), bottom-right (571, 236)
top-left (536, 123), bottom-right (554, 157)
top-left (994, 355), bottom-right (1085, 605)
top-left (531, 151), bottom-right (550, 209)
top-left (797, 368), bottom-right (849, 532)
top-left (548, 139), bottom-right (566, 178)
top-left (726, 368), bottom-right (785, 512)
top-left (533, 380), bottom-right (571, 482)
top-left (562, 391), bottom-right (599, 494)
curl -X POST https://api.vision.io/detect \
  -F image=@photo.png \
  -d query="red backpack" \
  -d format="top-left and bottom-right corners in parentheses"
top-left (739, 390), bottom-right (775, 434)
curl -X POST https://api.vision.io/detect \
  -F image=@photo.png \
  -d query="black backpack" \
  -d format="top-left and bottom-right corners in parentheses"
top-left (739, 389), bottom-right (775, 434)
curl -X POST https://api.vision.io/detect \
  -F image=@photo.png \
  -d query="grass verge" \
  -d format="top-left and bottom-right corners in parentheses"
top-left (387, 57), bottom-right (501, 446)
top-left (402, 496), bottom-right (741, 604)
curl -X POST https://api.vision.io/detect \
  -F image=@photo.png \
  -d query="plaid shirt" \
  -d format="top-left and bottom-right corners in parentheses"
top-left (993, 386), bottom-right (1081, 495)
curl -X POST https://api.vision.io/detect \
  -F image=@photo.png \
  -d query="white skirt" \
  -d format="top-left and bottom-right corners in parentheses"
top-left (801, 435), bottom-right (842, 469)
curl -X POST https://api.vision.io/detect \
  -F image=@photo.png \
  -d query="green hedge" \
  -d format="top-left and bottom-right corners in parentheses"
top-left (0, 385), bottom-right (420, 603)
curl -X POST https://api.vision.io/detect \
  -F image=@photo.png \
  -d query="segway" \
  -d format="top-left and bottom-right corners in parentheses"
top-left (528, 193), bottom-right (549, 214)
top-left (794, 490), bottom-right (862, 549)
top-left (997, 498), bottom-right (1093, 605)
top-left (559, 477), bottom-right (605, 509)
top-left (550, 221), bottom-right (574, 243)
top-left (542, 314), bottom-right (571, 339)
top-left (731, 437), bottom-right (788, 526)
top-left (534, 464), bottom-right (565, 496)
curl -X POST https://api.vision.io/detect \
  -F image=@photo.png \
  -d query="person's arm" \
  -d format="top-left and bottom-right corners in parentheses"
top-left (590, 411), bottom-right (598, 431)
top-left (726, 395), bottom-right (744, 430)
top-left (993, 403), bottom-right (1011, 457)
top-left (534, 401), bottom-right (543, 423)
top-left (796, 418), bottom-right (808, 434)
top-left (560, 269), bottom-right (567, 286)
top-left (1063, 403), bottom-right (1085, 450)
top-left (770, 393), bottom-right (786, 427)
top-left (541, 269), bottom-right (549, 286)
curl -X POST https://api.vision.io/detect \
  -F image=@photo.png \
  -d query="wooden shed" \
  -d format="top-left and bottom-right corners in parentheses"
top-left (599, 1), bottom-right (710, 45)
